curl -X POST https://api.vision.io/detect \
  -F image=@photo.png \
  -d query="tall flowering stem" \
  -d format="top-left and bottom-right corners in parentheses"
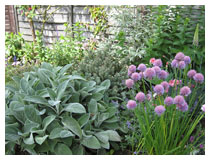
top-left (124, 52), bottom-right (205, 155)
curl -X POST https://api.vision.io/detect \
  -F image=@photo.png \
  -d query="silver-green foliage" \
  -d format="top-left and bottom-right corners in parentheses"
top-left (109, 6), bottom-right (155, 62)
top-left (5, 63), bottom-right (121, 155)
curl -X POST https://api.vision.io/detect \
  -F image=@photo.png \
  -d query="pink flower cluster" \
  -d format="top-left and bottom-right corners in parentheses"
top-left (125, 52), bottom-right (204, 117)
top-left (171, 52), bottom-right (191, 69)
top-left (126, 59), bottom-right (169, 87)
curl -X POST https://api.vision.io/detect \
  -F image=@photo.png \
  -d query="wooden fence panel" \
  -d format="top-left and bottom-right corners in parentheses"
top-left (9, 5), bottom-right (204, 45)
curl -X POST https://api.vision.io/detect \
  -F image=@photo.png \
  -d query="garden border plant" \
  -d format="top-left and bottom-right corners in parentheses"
top-left (124, 52), bottom-right (205, 155)
top-left (5, 63), bottom-right (122, 155)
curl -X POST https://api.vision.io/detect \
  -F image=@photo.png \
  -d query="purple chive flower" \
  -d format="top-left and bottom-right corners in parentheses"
top-left (193, 73), bottom-right (204, 84)
top-left (174, 95), bottom-right (185, 105)
top-left (158, 70), bottom-right (168, 80)
top-left (187, 70), bottom-right (197, 78)
top-left (178, 61), bottom-right (186, 69)
top-left (128, 65), bottom-right (136, 73)
top-left (144, 68), bottom-right (156, 80)
top-left (199, 144), bottom-right (204, 149)
top-left (139, 72), bottom-right (145, 79)
top-left (137, 63), bottom-right (147, 72)
top-left (177, 101), bottom-right (188, 112)
top-left (190, 136), bottom-right (194, 142)
top-left (128, 70), bottom-right (132, 77)
top-left (161, 81), bottom-right (169, 93)
top-left (146, 93), bottom-right (152, 101)
top-left (153, 59), bottom-right (162, 67)
top-left (175, 52), bottom-right (185, 61)
top-left (171, 59), bottom-right (179, 68)
top-left (201, 104), bottom-right (205, 112)
top-left (125, 79), bottom-right (134, 89)
top-left (154, 84), bottom-right (164, 95)
top-left (133, 151), bottom-right (137, 155)
top-left (135, 92), bottom-right (146, 102)
top-left (164, 97), bottom-right (174, 106)
top-left (131, 72), bottom-right (141, 81)
top-left (127, 100), bottom-right (137, 109)
top-left (152, 66), bottom-right (161, 75)
top-left (180, 86), bottom-right (191, 96)
top-left (155, 105), bottom-right (166, 116)
top-left (184, 56), bottom-right (191, 64)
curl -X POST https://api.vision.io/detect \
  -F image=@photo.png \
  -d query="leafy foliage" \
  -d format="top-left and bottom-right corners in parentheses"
top-left (5, 63), bottom-right (39, 84)
top-left (77, 40), bottom-right (129, 97)
top-left (5, 32), bottom-right (25, 62)
top-left (109, 6), bottom-right (155, 64)
top-left (5, 63), bottom-right (121, 155)
top-left (145, 6), bottom-right (205, 74)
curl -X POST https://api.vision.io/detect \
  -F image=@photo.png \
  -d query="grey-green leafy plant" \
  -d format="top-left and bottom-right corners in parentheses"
top-left (5, 63), bottom-right (121, 155)
top-left (109, 6), bottom-right (155, 64)
top-left (77, 40), bottom-right (129, 98)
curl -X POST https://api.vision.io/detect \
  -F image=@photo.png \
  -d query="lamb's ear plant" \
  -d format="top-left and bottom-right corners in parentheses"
top-left (5, 63), bottom-right (121, 155)
top-left (124, 52), bottom-right (205, 155)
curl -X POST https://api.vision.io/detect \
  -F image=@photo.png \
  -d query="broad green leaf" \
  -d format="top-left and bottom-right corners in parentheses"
top-left (105, 130), bottom-right (121, 142)
top-left (54, 143), bottom-right (72, 155)
top-left (5, 85), bottom-right (18, 93)
top-left (100, 79), bottom-right (111, 90)
top-left (35, 140), bottom-right (50, 153)
top-left (31, 128), bottom-right (45, 135)
top-left (100, 141), bottom-right (110, 149)
top-left (78, 113), bottom-right (90, 128)
top-left (88, 99), bottom-right (98, 113)
top-left (68, 75), bottom-right (86, 81)
top-left (23, 133), bottom-right (34, 145)
top-left (107, 107), bottom-right (117, 118)
top-left (63, 103), bottom-right (86, 114)
top-left (9, 101), bottom-right (26, 124)
top-left (24, 95), bottom-right (49, 106)
top-left (35, 135), bottom-right (48, 145)
top-left (24, 105), bottom-right (42, 124)
top-left (23, 119), bottom-right (40, 133)
top-left (92, 93), bottom-right (103, 101)
top-left (58, 64), bottom-right (73, 76)
top-left (105, 116), bottom-right (119, 123)
top-left (48, 100), bottom-right (61, 106)
top-left (47, 88), bottom-right (57, 100)
top-left (62, 116), bottom-right (82, 138)
top-left (101, 122), bottom-right (119, 130)
top-left (98, 113), bottom-right (110, 126)
top-left (69, 92), bottom-right (80, 102)
top-left (57, 80), bottom-right (69, 100)
top-left (41, 62), bottom-right (53, 71)
top-left (37, 109), bottom-right (46, 115)
top-left (95, 131), bottom-right (109, 143)
top-left (5, 123), bottom-right (20, 142)
top-left (37, 69), bottom-right (50, 84)
top-left (72, 145), bottom-right (84, 155)
top-left (81, 136), bottom-right (101, 149)
top-left (47, 120), bottom-right (62, 133)
top-left (60, 130), bottom-right (74, 138)
top-left (49, 128), bottom-right (63, 139)
top-left (60, 137), bottom-right (73, 147)
top-left (20, 78), bottom-right (29, 93)
top-left (93, 86), bottom-right (107, 93)
top-left (42, 115), bottom-right (56, 130)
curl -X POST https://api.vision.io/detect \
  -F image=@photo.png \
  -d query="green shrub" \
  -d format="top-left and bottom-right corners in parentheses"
top-left (5, 32), bottom-right (25, 62)
top-left (5, 63), bottom-right (121, 155)
top-left (77, 40), bottom-right (129, 97)
top-left (5, 63), bottom-right (39, 84)
top-left (109, 6), bottom-right (155, 64)
top-left (145, 6), bottom-right (205, 74)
